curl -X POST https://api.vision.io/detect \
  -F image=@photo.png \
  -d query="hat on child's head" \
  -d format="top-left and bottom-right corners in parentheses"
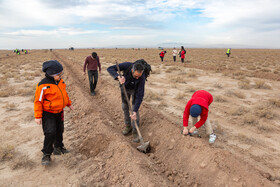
top-left (190, 104), bottom-right (202, 117)
top-left (42, 60), bottom-right (63, 75)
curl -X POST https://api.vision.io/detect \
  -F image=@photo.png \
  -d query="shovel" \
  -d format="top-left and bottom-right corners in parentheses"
top-left (116, 62), bottom-right (151, 153)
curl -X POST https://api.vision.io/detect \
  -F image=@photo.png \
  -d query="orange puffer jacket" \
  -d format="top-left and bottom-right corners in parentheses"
top-left (34, 76), bottom-right (72, 118)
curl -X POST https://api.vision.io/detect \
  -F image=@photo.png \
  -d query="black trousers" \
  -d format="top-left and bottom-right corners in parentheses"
top-left (173, 56), bottom-right (176, 62)
top-left (88, 70), bottom-right (98, 93)
top-left (42, 111), bottom-right (64, 155)
top-left (181, 58), bottom-right (184, 63)
top-left (120, 87), bottom-right (140, 131)
top-left (160, 56), bottom-right (164, 62)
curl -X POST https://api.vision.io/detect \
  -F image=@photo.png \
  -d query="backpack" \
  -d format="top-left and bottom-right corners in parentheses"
top-left (124, 59), bottom-right (152, 81)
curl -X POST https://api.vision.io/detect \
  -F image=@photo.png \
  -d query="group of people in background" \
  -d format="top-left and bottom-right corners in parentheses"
top-left (14, 48), bottom-right (28, 55)
top-left (160, 46), bottom-right (186, 63)
top-left (160, 47), bottom-right (232, 62)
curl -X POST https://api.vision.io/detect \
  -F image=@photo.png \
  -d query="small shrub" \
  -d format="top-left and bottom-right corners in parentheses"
top-left (215, 95), bottom-right (228, 102)
top-left (10, 155), bottom-right (35, 170)
top-left (0, 79), bottom-right (8, 88)
top-left (157, 101), bottom-right (168, 109)
top-left (238, 133), bottom-right (257, 144)
top-left (0, 90), bottom-right (10, 97)
top-left (269, 98), bottom-right (280, 107)
top-left (254, 80), bottom-right (272, 89)
top-left (257, 123), bottom-right (275, 132)
top-left (151, 69), bottom-right (160, 74)
top-left (230, 106), bottom-right (249, 116)
top-left (255, 105), bottom-right (276, 119)
top-left (185, 86), bottom-right (196, 93)
top-left (0, 145), bottom-right (15, 161)
top-left (238, 79), bottom-right (251, 89)
top-left (144, 90), bottom-right (162, 102)
top-left (3, 103), bottom-right (18, 111)
top-left (214, 82), bottom-right (222, 89)
top-left (187, 71), bottom-right (197, 77)
top-left (226, 90), bottom-right (246, 99)
top-left (17, 87), bottom-right (35, 96)
top-left (175, 93), bottom-right (186, 100)
top-left (243, 115), bottom-right (259, 125)
top-left (170, 76), bottom-right (188, 84)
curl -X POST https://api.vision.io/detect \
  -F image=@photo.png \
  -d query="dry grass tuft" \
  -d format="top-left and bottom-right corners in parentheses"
top-left (230, 106), bottom-right (250, 116)
top-left (269, 98), bottom-right (280, 108)
top-left (243, 115), bottom-right (259, 125)
top-left (226, 90), bottom-right (246, 99)
top-left (214, 82), bottom-right (222, 88)
top-left (10, 155), bottom-right (35, 170)
top-left (151, 69), bottom-right (160, 74)
top-left (254, 104), bottom-right (276, 119)
top-left (17, 87), bottom-right (35, 96)
top-left (0, 145), bottom-right (15, 161)
top-left (238, 132), bottom-right (257, 144)
top-left (238, 79), bottom-right (251, 89)
top-left (187, 70), bottom-right (197, 77)
top-left (156, 101), bottom-right (168, 109)
top-left (144, 90), bottom-right (162, 102)
top-left (0, 78), bottom-right (8, 88)
top-left (3, 103), bottom-right (18, 111)
top-left (175, 92), bottom-right (186, 100)
top-left (257, 122), bottom-right (276, 132)
top-left (0, 87), bottom-right (15, 97)
top-left (170, 75), bottom-right (188, 84)
top-left (254, 80), bottom-right (272, 89)
top-left (185, 86), bottom-right (196, 93)
top-left (215, 95), bottom-right (228, 102)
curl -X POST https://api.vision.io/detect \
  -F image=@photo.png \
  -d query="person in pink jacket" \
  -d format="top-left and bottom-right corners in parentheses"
top-left (182, 90), bottom-right (216, 143)
top-left (179, 46), bottom-right (186, 63)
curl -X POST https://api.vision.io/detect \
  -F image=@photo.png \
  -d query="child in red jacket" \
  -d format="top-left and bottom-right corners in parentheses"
top-left (34, 60), bottom-right (74, 165)
top-left (183, 90), bottom-right (216, 143)
top-left (159, 50), bottom-right (166, 62)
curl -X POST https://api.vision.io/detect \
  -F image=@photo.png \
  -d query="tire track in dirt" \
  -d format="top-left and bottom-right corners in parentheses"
top-left (52, 51), bottom-right (278, 186)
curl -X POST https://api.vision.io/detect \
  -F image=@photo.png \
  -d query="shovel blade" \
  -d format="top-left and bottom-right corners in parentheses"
top-left (137, 141), bottom-right (151, 154)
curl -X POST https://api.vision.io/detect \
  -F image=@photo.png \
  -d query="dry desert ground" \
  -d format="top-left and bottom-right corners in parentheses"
top-left (0, 48), bottom-right (280, 186)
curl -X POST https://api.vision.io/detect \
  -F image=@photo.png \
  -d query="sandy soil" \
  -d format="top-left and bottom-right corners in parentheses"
top-left (0, 48), bottom-right (280, 186)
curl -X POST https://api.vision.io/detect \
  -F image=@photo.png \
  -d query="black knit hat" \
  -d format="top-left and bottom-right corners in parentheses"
top-left (42, 60), bottom-right (63, 75)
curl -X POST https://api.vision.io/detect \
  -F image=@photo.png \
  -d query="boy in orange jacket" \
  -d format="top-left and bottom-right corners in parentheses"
top-left (34, 60), bottom-right (74, 165)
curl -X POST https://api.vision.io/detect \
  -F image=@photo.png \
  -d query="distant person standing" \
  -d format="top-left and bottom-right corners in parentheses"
top-left (172, 48), bottom-right (177, 62)
top-left (179, 46), bottom-right (186, 63)
top-left (226, 48), bottom-right (231, 58)
top-left (159, 50), bottom-right (166, 62)
top-left (83, 52), bottom-right (101, 96)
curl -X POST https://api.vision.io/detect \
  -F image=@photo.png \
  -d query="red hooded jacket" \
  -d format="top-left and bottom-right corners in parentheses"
top-left (160, 51), bottom-right (165, 57)
top-left (183, 90), bottom-right (213, 128)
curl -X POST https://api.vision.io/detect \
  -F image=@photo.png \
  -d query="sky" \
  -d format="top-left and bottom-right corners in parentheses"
top-left (0, 0), bottom-right (280, 49)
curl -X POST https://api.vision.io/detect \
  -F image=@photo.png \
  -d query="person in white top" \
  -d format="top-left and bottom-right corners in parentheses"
top-left (172, 48), bottom-right (177, 62)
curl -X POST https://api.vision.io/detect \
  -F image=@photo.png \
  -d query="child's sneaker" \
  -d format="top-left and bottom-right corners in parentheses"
top-left (209, 133), bottom-right (216, 143)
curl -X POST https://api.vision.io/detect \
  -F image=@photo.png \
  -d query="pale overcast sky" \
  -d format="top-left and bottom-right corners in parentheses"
top-left (0, 0), bottom-right (280, 49)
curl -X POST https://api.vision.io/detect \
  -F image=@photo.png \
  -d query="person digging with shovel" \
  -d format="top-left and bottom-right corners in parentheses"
top-left (107, 60), bottom-right (147, 143)
top-left (182, 90), bottom-right (216, 143)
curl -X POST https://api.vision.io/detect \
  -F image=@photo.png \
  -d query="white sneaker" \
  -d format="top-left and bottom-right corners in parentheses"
top-left (209, 134), bottom-right (216, 143)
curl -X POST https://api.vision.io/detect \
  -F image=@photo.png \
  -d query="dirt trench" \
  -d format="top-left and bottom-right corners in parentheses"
top-left (51, 51), bottom-right (277, 187)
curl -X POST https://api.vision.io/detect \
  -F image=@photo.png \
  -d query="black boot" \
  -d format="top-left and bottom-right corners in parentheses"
top-left (122, 125), bottom-right (132, 135)
top-left (53, 146), bottom-right (70, 155)
top-left (41, 154), bottom-right (51, 165)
